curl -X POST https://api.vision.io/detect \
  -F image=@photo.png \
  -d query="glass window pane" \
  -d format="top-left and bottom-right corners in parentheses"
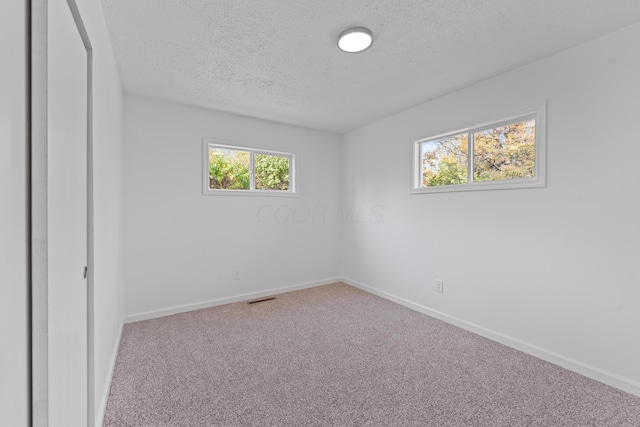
top-left (420, 133), bottom-right (468, 187)
top-left (254, 153), bottom-right (290, 191)
top-left (473, 119), bottom-right (535, 182)
top-left (208, 147), bottom-right (250, 190)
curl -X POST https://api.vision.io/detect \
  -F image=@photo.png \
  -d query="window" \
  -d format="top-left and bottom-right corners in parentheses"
top-left (412, 107), bottom-right (546, 193)
top-left (203, 140), bottom-right (296, 195)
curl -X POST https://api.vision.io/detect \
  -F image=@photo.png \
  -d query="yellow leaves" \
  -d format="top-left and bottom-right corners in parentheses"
top-left (420, 119), bottom-right (536, 186)
top-left (472, 120), bottom-right (535, 182)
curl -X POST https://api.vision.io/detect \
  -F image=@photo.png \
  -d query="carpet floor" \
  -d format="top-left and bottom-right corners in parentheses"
top-left (104, 283), bottom-right (640, 426)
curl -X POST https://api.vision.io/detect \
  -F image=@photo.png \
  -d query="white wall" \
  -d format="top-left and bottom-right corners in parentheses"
top-left (0, 1), bottom-right (29, 425)
top-left (341, 22), bottom-right (640, 395)
top-left (124, 96), bottom-right (342, 320)
top-left (74, 0), bottom-right (125, 423)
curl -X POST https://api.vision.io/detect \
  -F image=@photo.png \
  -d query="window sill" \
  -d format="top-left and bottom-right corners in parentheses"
top-left (202, 189), bottom-right (299, 197)
top-left (410, 178), bottom-right (545, 194)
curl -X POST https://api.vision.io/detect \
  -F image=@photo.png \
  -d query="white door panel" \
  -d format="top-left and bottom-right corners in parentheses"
top-left (47, 0), bottom-right (88, 425)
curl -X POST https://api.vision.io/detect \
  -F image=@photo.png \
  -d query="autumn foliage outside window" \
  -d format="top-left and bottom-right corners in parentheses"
top-left (414, 112), bottom-right (544, 193)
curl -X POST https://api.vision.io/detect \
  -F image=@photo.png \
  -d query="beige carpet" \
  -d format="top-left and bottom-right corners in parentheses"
top-left (104, 283), bottom-right (640, 426)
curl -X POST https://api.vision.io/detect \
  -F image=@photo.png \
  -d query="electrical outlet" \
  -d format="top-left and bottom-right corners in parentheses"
top-left (233, 269), bottom-right (240, 280)
top-left (435, 279), bottom-right (444, 293)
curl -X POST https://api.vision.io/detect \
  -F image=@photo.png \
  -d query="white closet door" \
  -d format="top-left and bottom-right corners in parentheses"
top-left (47, 0), bottom-right (88, 425)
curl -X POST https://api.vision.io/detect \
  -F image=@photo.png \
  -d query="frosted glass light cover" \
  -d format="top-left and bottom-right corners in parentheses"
top-left (338, 28), bottom-right (373, 53)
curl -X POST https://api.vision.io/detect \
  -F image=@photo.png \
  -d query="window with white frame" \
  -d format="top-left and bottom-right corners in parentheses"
top-left (203, 140), bottom-right (296, 195)
top-left (411, 106), bottom-right (546, 193)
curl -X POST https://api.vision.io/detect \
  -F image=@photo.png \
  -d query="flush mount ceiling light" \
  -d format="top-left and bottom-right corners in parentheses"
top-left (337, 27), bottom-right (373, 53)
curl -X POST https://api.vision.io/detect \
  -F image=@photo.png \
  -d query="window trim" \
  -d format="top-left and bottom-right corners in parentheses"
top-left (410, 104), bottom-right (546, 194)
top-left (202, 139), bottom-right (297, 196)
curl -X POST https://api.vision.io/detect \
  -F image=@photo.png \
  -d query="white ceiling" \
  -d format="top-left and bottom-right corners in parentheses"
top-left (101, 0), bottom-right (640, 133)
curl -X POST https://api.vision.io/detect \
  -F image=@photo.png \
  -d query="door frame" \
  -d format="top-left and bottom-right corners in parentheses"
top-left (30, 0), bottom-right (94, 425)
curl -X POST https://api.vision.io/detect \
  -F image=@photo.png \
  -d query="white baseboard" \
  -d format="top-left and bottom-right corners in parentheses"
top-left (342, 276), bottom-right (640, 398)
top-left (95, 321), bottom-right (123, 427)
top-left (124, 277), bottom-right (341, 324)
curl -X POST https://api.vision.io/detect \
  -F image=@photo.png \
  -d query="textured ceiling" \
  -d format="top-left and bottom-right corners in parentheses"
top-left (101, 0), bottom-right (640, 133)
